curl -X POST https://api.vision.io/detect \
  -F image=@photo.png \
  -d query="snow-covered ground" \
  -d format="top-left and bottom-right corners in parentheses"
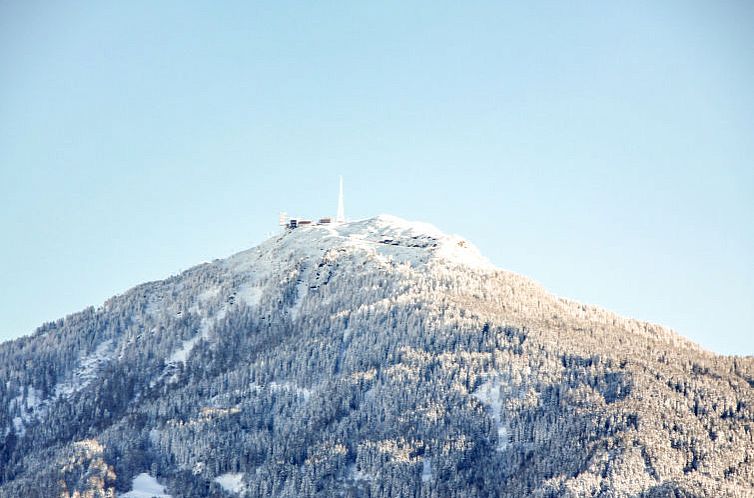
top-left (224, 215), bottom-right (494, 282)
top-left (214, 472), bottom-right (245, 494)
top-left (120, 473), bottom-right (172, 497)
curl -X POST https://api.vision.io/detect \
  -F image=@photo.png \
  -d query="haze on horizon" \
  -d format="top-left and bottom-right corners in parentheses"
top-left (0, 1), bottom-right (752, 355)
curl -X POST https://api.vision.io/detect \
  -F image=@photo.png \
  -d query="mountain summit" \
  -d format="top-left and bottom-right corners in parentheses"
top-left (1, 216), bottom-right (752, 497)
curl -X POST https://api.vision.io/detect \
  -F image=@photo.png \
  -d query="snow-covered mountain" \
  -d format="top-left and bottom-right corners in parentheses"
top-left (1, 215), bottom-right (752, 497)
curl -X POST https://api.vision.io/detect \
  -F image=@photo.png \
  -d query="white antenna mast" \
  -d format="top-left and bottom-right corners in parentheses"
top-left (336, 175), bottom-right (345, 223)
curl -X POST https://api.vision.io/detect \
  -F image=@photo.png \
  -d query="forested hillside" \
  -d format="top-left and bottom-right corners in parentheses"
top-left (1, 215), bottom-right (752, 497)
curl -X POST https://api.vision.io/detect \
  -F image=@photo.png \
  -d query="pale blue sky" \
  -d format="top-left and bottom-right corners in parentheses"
top-left (1, 1), bottom-right (752, 354)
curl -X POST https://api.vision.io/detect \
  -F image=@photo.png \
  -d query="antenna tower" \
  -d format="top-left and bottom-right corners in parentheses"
top-left (336, 176), bottom-right (345, 223)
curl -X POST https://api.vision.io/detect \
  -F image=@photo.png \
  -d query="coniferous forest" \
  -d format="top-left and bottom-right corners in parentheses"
top-left (1, 216), bottom-right (752, 497)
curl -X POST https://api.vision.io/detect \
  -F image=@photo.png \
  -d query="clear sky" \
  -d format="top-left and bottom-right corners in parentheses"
top-left (1, 1), bottom-right (752, 355)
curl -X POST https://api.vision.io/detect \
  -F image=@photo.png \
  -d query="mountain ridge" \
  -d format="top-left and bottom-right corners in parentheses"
top-left (19, 215), bottom-right (724, 361)
top-left (74, 215), bottom-right (704, 357)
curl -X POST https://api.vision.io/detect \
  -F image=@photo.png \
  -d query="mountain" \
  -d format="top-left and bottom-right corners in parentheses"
top-left (1, 215), bottom-right (752, 497)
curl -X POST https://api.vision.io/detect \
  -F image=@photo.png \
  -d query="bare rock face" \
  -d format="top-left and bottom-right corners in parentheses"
top-left (1, 216), bottom-right (752, 497)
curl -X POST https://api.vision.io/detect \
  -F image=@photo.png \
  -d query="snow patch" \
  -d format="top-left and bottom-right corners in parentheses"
top-left (269, 381), bottom-right (312, 401)
top-left (167, 308), bottom-right (226, 366)
top-left (472, 377), bottom-right (509, 451)
top-left (236, 283), bottom-right (263, 307)
top-left (214, 472), bottom-right (245, 494)
top-left (348, 464), bottom-right (374, 482)
top-left (289, 275), bottom-right (309, 319)
top-left (198, 286), bottom-right (221, 302)
top-left (421, 457), bottom-right (433, 482)
top-left (168, 335), bottom-right (202, 364)
top-left (12, 417), bottom-right (24, 436)
top-left (55, 340), bottom-right (113, 398)
top-left (9, 386), bottom-right (44, 432)
top-left (121, 473), bottom-right (172, 498)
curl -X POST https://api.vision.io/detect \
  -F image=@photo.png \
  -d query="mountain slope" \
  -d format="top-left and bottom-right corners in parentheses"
top-left (1, 215), bottom-right (752, 497)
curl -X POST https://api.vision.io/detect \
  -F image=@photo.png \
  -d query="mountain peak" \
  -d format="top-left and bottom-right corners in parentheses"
top-left (263, 214), bottom-right (495, 272)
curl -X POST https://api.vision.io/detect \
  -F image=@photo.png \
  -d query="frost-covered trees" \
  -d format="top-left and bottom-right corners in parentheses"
top-left (0, 216), bottom-right (752, 497)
